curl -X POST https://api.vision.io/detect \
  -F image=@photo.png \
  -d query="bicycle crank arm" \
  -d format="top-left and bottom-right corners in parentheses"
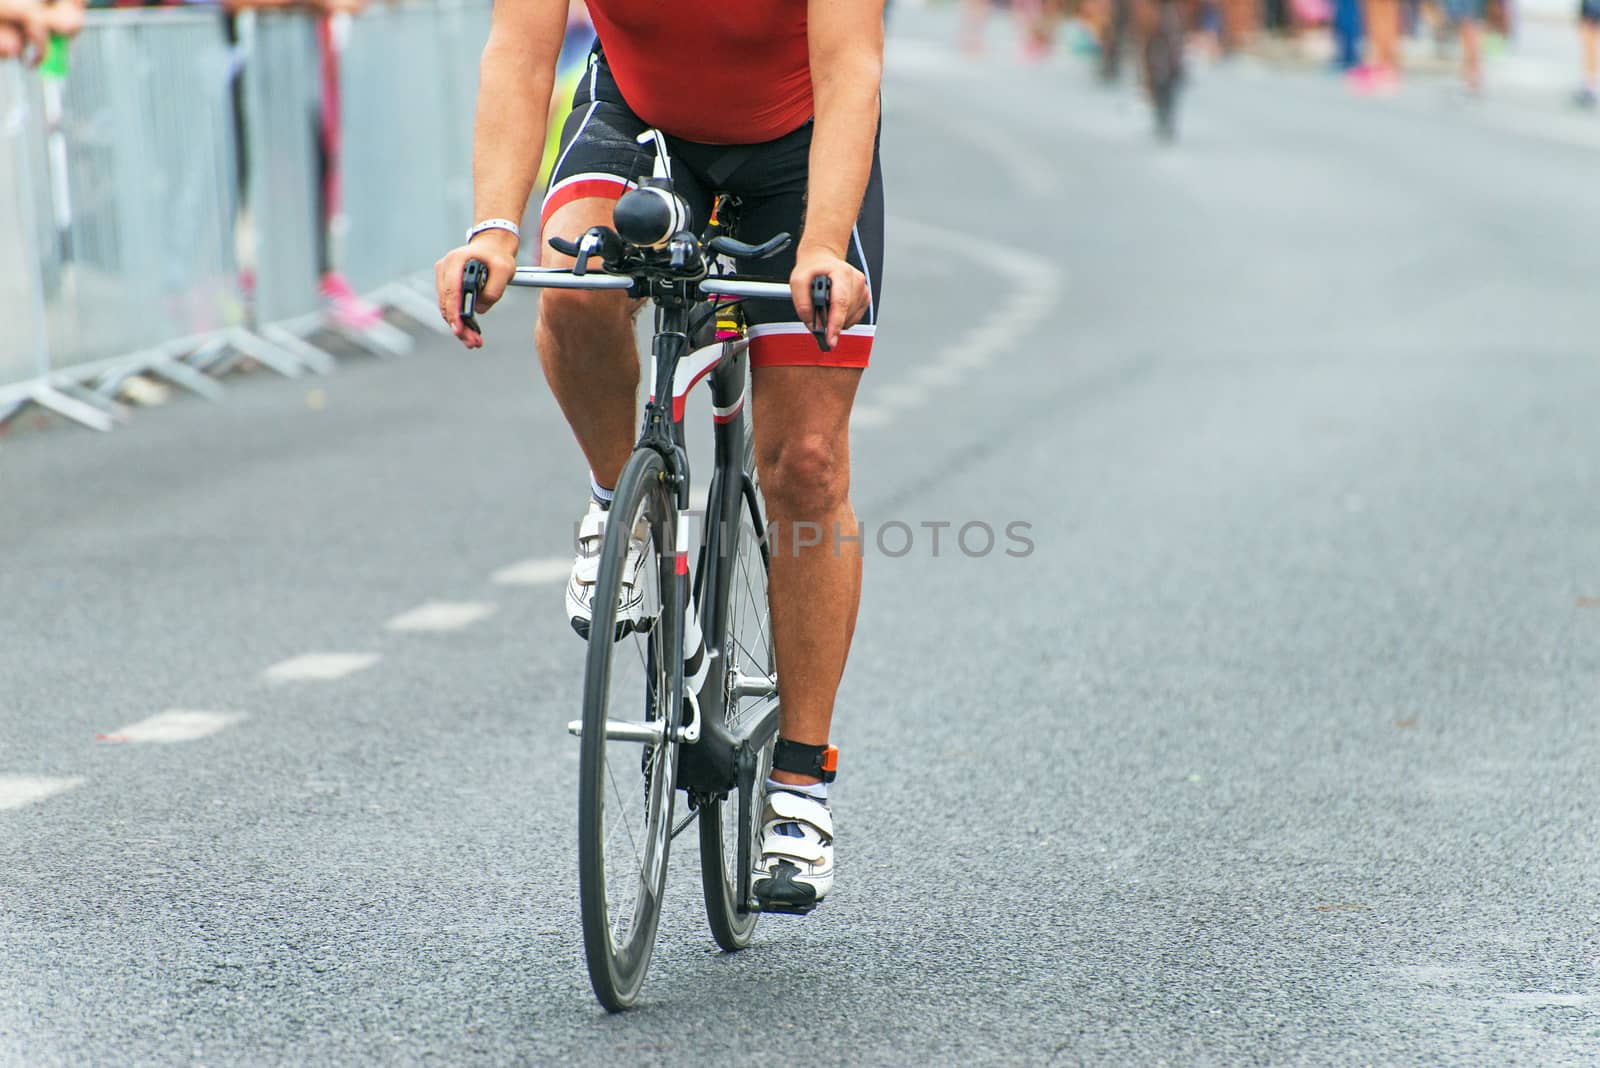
top-left (749, 897), bottom-right (819, 916)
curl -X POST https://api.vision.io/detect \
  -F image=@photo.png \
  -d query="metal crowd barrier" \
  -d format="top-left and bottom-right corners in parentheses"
top-left (232, 10), bottom-right (335, 374)
top-left (1, 15), bottom-right (238, 429)
top-left (0, 65), bottom-right (52, 418)
top-left (0, 1), bottom-right (491, 431)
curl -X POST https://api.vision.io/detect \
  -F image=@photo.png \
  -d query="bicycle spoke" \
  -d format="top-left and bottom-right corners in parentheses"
top-left (604, 751), bottom-right (644, 872)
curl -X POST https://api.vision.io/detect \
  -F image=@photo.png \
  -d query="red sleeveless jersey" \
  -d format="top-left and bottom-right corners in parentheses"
top-left (584, 0), bottom-right (813, 145)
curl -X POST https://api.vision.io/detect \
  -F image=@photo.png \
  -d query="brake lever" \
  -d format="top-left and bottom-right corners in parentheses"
top-left (550, 227), bottom-right (627, 276)
top-left (811, 275), bottom-right (832, 353)
top-left (460, 258), bottom-right (488, 336)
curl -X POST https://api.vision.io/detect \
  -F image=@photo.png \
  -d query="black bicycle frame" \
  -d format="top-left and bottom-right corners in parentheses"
top-left (639, 292), bottom-right (781, 811)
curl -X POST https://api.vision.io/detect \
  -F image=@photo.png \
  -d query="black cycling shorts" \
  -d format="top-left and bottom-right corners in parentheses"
top-left (541, 54), bottom-right (884, 370)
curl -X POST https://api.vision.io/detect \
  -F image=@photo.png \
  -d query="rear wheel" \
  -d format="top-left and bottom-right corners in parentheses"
top-left (577, 447), bottom-right (680, 1011)
top-left (699, 461), bottom-right (776, 951)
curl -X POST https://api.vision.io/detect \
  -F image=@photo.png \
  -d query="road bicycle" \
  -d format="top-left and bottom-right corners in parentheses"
top-left (459, 179), bottom-right (830, 1012)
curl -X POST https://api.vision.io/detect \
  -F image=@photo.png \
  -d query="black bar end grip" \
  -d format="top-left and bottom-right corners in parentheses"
top-left (811, 275), bottom-right (832, 353)
top-left (460, 258), bottom-right (488, 336)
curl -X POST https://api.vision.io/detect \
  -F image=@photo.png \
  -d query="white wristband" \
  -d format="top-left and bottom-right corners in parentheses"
top-left (466, 218), bottom-right (521, 244)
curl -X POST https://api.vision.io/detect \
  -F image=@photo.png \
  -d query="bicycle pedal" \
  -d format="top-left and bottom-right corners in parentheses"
top-left (754, 899), bottom-right (817, 916)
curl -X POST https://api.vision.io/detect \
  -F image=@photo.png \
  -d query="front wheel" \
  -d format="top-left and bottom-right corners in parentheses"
top-left (577, 447), bottom-right (680, 1011)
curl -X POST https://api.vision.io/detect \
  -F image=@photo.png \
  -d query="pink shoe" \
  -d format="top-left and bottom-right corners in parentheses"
top-left (1346, 64), bottom-right (1377, 93)
top-left (320, 272), bottom-right (382, 331)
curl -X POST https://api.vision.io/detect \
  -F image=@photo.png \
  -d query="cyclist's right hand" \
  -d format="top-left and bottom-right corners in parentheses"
top-left (435, 231), bottom-right (518, 350)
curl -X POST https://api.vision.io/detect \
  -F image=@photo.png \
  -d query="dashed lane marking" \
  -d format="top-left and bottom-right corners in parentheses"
top-left (385, 601), bottom-right (498, 633)
top-left (849, 405), bottom-right (896, 430)
top-left (492, 558), bottom-right (571, 586)
top-left (0, 775), bottom-right (84, 812)
top-left (96, 710), bottom-right (245, 744)
top-left (849, 216), bottom-right (1066, 431)
top-left (263, 652), bottom-right (380, 683)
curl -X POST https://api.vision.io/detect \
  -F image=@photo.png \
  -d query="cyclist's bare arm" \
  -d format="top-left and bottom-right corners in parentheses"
top-left (435, 0), bottom-right (568, 347)
top-left (792, 0), bottom-right (885, 347)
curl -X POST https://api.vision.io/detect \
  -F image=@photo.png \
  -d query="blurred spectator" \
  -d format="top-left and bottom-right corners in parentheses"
top-left (1578, 0), bottom-right (1600, 106)
top-left (0, 0), bottom-right (53, 64)
top-left (1350, 0), bottom-right (1401, 91)
top-left (221, 0), bottom-right (379, 329)
top-left (42, 0), bottom-right (84, 37)
top-left (1, 0), bottom-right (82, 63)
top-left (961, 0), bottom-right (1062, 59)
top-left (1443, 0), bottom-right (1483, 94)
top-left (1332, 0), bottom-right (1363, 70)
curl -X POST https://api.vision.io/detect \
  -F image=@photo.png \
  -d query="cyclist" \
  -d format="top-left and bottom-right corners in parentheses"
top-left (435, 0), bottom-right (885, 914)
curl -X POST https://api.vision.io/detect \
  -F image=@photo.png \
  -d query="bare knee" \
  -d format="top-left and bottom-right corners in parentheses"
top-left (760, 432), bottom-right (850, 521)
top-left (536, 288), bottom-right (632, 350)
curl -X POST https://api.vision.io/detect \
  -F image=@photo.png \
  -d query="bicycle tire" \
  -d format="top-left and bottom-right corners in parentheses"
top-left (578, 446), bottom-right (681, 1011)
top-left (698, 461), bottom-right (775, 951)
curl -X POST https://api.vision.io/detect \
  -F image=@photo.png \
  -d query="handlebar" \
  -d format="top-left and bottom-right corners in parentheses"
top-left (460, 252), bottom-right (833, 351)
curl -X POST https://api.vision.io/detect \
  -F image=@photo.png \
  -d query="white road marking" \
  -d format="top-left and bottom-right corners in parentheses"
top-left (385, 601), bottom-right (498, 633)
top-left (912, 364), bottom-right (966, 389)
top-left (263, 652), bottom-right (380, 682)
top-left (0, 775), bottom-right (84, 811)
top-left (850, 216), bottom-right (1065, 429)
top-left (492, 557), bottom-right (571, 586)
top-left (876, 383), bottom-right (930, 410)
top-left (850, 405), bottom-right (896, 430)
top-left (1501, 992), bottom-right (1592, 1008)
top-left (99, 709), bottom-right (244, 744)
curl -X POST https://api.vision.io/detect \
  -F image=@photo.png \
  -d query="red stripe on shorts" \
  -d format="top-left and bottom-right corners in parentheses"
top-left (749, 331), bottom-right (873, 370)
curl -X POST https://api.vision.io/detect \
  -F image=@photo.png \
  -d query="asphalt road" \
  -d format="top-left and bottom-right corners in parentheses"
top-left (5, 11), bottom-right (1600, 1065)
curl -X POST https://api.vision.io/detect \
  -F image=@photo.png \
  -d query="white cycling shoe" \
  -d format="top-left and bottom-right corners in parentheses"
top-left (567, 499), bottom-right (651, 641)
top-left (752, 788), bottom-right (834, 914)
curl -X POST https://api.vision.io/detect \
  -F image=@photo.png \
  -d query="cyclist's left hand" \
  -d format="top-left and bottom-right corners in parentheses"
top-left (790, 247), bottom-right (869, 351)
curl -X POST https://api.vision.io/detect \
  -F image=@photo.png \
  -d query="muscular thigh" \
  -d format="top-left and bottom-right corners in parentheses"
top-left (751, 364), bottom-right (863, 490)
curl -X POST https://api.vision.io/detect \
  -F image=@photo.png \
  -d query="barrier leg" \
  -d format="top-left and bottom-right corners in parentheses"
top-left (332, 316), bottom-right (414, 357)
top-left (185, 335), bottom-right (233, 376)
top-left (377, 280), bottom-right (452, 336)
top-left (258, 323), bottom-right (337, 374)
top-left (28, 383), bottom-right (119, 432)
top-left (146, 355), bottom-right (226, 401)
